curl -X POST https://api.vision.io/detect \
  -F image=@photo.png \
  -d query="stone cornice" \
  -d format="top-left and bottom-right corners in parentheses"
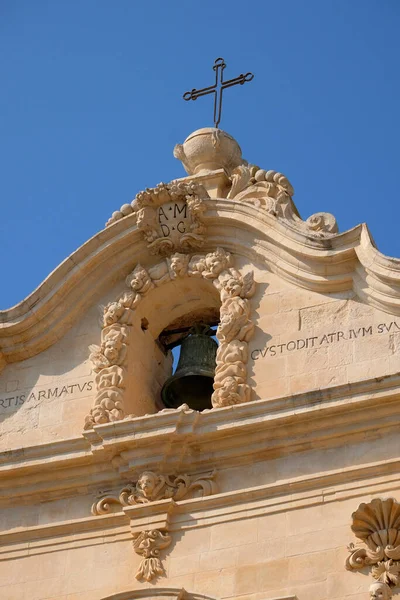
top-left (1, 184), bottom-right (400, 364)
top-left (0, 456), bottom-right (399, 560)
top-left (0, 374), bottom-right (399, 507)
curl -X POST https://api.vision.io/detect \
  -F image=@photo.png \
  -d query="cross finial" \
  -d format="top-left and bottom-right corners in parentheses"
top-left (183, 57), bottom-right (254, 129)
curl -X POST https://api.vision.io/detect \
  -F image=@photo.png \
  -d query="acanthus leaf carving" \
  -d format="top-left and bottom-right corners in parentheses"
top-left (346, 498), bottom-right (400, 599)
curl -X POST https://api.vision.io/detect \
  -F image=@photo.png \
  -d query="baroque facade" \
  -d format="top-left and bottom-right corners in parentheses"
top-left (0, 127), bottom-right (400, 600)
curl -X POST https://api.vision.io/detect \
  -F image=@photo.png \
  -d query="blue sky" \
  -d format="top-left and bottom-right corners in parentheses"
top-left (1, 0), bottom-right (399, 309)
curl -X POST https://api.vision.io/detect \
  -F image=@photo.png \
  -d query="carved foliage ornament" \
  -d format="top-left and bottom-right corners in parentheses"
top-left (227, 164), bottom-right (338, 237)
top-left (92, 470), bottom-right (218, 582)
top-left (91, 470), bottom-right (217, 515)
top-left (84, 247), bottom-right (256, 429)
top-left (346, 498), bottom-right (400, 599)
top-left (133, 529), bottom-right (171, 582)
top-left (106, 181), bottom-right (208, 256)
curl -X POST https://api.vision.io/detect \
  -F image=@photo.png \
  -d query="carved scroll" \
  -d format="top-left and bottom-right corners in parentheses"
top-left (346, 498), bottom-right (400, 599)
top-left (228, 165), bottom-right (338, 237)
top-left (84, 247), bottom-right (256, 428)
top-left (91, 470), bottom-right (217, 515)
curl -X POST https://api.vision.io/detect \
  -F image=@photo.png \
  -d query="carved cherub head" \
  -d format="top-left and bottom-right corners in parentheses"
top-left (126, 265), bottom-right (151, 293)
top-left (136, 471), bottom-right (158, 499)
top-left (169, 253), bottom-right (189, 278)
top-left (212, 376), bottom-right (242, 408)
top-left (103, 302), bottom-right (124, 326)
top-left (219, 272), bottom-right (242, 298)
top-left (101, 329), bottom-right (124, 363)
top-left (204, 248), bottom-right (229, 277)
top-left (219, 376), bottom-right (238, 395)
top-left (370, 582), bottom-right (392, 600)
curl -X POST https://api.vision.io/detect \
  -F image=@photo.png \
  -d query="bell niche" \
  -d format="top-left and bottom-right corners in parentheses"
top-left (160, 324), bottom-right (218, 411)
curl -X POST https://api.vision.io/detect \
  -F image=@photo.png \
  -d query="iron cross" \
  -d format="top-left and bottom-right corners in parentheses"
top-left (183, 58), bottom-right (254, 129)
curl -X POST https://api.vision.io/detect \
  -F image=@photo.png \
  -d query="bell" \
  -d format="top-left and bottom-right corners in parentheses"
top-left (161, 325), bottom-right (218, 411)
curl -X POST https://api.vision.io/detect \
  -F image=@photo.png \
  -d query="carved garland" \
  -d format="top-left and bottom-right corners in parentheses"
top-left (346, 498), bottom-right (400, 599)
top-left (84, 247), bottom-right (256, 429)
top-left (92, 470), bottom-right (218, 582)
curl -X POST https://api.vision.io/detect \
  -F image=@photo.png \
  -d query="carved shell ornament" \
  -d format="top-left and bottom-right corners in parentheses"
top-left (346, 498), bottom-right (400, 599)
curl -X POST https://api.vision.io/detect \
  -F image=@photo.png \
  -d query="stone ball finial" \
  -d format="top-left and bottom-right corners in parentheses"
top-left (173, 128), bottom-right (243, 176)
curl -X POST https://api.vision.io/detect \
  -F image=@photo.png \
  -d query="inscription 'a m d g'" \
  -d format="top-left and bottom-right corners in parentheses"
top-left (158, 202), bottom-right (188, 238)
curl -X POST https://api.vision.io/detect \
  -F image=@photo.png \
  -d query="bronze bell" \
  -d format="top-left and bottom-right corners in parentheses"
top-left (161, 325), bottom-right (218, 411)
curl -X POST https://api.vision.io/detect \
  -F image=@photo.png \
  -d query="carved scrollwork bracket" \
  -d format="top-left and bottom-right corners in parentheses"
top-left (346, 498), bottom-right (400, 599)
top-left (91, 470), bottom-right (217, 515)
top-left (227, 164), bottom-right (338, 237)
top-left (92, 471), bottom-right (218, 582)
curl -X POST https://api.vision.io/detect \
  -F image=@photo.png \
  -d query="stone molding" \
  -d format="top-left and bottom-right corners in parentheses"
top-left (3, 185), bottom-right (400, 368)
top-left (84, 247), bottom-right (256, 428)
top-left (1, 200), bottom-right (400, 371)
top-left (346, 498), bottom-right (400, 599)
top-left (1, 461), bottom-right (400, 564)
top-left (100, 589), bottom-right (217, 600)
top-left (0, 373), bottom-right (400, 507)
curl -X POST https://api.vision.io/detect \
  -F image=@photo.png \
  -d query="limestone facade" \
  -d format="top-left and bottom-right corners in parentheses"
top-left (0, 127), bottom-right (400, 600)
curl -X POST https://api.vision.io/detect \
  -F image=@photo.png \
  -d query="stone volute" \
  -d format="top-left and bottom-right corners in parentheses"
top-left (173, 127), bottom-right (243, 175)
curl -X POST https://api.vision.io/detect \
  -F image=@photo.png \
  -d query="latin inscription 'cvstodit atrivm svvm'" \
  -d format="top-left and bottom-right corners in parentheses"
top-left (251, 319), bottom-right (400, 360)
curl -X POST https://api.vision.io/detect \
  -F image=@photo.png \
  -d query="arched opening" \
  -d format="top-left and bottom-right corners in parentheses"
top-left (100, 589), bottom-right (219, 600)
top-left (122, 276), bottom-right (221, 417)
top-left (158, 315), bottom-right (219, 411)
